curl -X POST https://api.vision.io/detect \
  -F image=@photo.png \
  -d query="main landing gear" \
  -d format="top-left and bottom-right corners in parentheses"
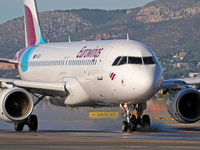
top-left (120, 102), bottom-right (150, 132)
top-left (14, 94), bottom-right (46, 132)
top-left (14, 115), bottom-right (38, 131)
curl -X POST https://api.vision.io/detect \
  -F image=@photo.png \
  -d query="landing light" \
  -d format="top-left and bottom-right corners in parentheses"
top-left (124, 103), bottom-right (128, 109)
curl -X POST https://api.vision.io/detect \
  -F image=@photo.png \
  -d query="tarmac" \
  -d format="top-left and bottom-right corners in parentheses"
top-left (0, 123), bottom-right (200, 150)
top-left (0, 100), bottom-right (200, 149)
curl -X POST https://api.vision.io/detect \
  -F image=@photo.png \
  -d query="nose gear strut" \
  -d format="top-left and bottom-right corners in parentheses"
top-left (120, 102), bottom-right (150, 132)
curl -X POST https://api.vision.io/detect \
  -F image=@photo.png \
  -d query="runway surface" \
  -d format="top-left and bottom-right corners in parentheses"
top-left (0, 100), bottom-right (200, 149)
top-left (0, 122), bottom-right (200, 150)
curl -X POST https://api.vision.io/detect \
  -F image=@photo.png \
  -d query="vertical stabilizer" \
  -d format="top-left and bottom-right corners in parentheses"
top-left (24, 0), bottom-right (46, 47)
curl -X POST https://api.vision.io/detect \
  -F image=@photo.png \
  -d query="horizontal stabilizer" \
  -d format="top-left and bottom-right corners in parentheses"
top-left (0, 58), bottom-right (18, 64)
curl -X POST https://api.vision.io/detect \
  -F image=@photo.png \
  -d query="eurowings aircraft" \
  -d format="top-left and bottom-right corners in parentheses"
top-left (1, 0), bottom-right (200, 132)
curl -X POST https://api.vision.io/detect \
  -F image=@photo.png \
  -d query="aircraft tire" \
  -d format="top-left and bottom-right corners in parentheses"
top-left (122, 121), bottom-right (128, 132)
top-left (141, 115), bottom-right (150, 129)
top-left (130, 115), bottom-right (137, 132)
top-left (14, 122), bottom-right (24, 131)
top-left (29, 115), bottom-right (38, 131)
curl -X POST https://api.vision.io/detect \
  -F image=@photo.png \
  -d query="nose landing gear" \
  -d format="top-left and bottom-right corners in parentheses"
top-left (120, 102), bottom-right (150, 132)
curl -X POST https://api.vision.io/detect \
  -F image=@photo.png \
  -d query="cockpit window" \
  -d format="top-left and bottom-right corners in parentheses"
top-left (112, 56), bottom-right (121, 66)
top-left (118, 57), bottom-right (127, 65)
top-left (143, 57), bottom-right (156, 65)
top-left (128, 57), bottom-right (142, 64)
top-left (112, 56), bottom-right (157, 66)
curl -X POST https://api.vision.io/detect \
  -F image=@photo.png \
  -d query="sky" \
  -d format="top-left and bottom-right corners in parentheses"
top-left (0, 0), bottom-right (154, 24)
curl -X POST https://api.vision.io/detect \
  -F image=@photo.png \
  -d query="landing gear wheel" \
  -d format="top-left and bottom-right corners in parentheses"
top-left (120, 102), bottom-right (150, 132)
top-left (28, 115), bottom-right (38, 131)
top-left (141, 115), bottom-right (150, 129)
top-left (122, 121), bottom-right (128, 132)
top-left (14, 122), bottom-right (24, 131)
top-left (130, 115), bottom-right (137, 132)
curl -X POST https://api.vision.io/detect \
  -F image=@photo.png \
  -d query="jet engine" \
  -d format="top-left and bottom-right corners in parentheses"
top-left (0, 87), bottom-right (33, 123)
top-left (167, 88), bottom-right (200, 123)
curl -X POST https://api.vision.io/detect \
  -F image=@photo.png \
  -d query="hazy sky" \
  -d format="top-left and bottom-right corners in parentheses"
top-left (0, 0), bottom-right (154, 24)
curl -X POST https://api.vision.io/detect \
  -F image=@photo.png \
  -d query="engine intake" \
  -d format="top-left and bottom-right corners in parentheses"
top-left (179, 92), bottom-right (200, 120)
top-left (0, 87), bottom-right (33, 123)
top-left (167, 88), bottom-right (200, 123)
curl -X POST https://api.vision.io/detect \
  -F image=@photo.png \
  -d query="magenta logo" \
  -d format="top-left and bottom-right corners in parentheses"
top-left (76, 46), bottom-right (104, 61)
top-left (109, 71), bottom-right (116, 80)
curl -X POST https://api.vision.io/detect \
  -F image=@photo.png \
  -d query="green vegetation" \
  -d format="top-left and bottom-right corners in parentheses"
top-left (159, 38), bottom-right (200, 79)
top-left (61, 9), bottom-right (127, 26)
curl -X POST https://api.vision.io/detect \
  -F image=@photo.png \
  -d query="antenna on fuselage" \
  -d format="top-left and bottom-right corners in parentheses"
top-left (68, 36), bottom-right (71, 43)
top-left (127, 33), bottom-right (129, 41)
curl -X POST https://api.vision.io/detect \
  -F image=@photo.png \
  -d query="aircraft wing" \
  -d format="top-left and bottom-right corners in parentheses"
top-left (0, 78), bottom-right (68, 97)
top-left (161, 77), bottom-right (200, 89)
top-left (0, 58), bottom-right (18, 64)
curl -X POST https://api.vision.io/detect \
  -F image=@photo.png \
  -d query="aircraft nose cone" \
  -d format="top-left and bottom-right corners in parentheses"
top-left (131, 68), bottom-right (161, 100)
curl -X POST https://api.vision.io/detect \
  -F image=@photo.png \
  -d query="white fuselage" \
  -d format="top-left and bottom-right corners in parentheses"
top-left (15, 40), bottom-right (163, 105)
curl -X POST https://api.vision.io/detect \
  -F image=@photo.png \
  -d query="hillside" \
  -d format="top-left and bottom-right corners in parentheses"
top-left (1, 0), bottom-right (200, 79)
top-left (136, 0), bottom-right (200, 23)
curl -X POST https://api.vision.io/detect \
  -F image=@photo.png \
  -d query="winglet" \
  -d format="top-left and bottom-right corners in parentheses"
top-left (24, 0), bottom-right (46, 47)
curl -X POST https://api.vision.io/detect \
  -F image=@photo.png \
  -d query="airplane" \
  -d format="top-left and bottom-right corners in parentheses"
top-left (1, 0), bottom-right (200, 132)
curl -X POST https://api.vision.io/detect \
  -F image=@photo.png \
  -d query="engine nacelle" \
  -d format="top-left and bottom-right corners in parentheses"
top-left (0, 87), bottom-right (33, 123)
top-left (167, 88), bottom-right (200, 123)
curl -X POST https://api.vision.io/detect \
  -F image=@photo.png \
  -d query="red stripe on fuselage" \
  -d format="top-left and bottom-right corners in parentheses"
top-left (110, 73), bottom-right (114, 78)
top-left (111, 74), bottom-right (116, 80)
top-left (24, 5), bottom-right (36, 47)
